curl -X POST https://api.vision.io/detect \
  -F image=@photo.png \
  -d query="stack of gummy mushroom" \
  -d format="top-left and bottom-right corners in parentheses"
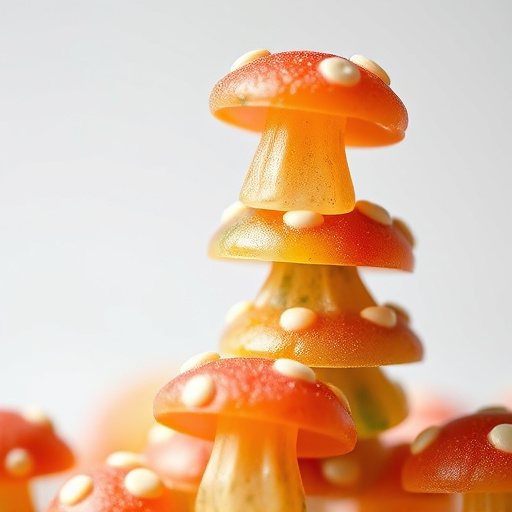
top-left (154, 49), bottom-right (424, 512)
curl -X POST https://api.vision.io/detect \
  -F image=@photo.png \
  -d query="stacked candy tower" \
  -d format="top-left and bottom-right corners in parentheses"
top-left (154, 49), bottom-right (424, 512)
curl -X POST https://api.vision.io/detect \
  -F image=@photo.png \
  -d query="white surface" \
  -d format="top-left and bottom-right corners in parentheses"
top-left (1, 0), bottom-right (511, 493)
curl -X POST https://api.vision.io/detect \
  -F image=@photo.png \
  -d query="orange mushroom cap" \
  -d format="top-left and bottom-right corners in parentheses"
top-left (210, 50), bottom-right (408, 147)
top-left (210, 204), bottom-right (414, 271)
top-left (0, 409), bottom-right (74, 481)
top-left (154, 357), bottom-right (356, 458)
top-left (402, 408), bottom-right (512, 493)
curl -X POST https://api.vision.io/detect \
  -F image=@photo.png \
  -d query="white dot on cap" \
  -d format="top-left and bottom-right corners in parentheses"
top-left (221, 201), bottom-right (248, 224)
top-left (355, 200), bottom-right (392, 226)
top-left (283, 210), bottom-right (324, 229)
top-left (477, 405), bottom-right (510, 414)
top-left (319, 57), bottom-right (361, 86)
top-left (360, 306), bottom-right (397, 328)
top-left (124, 468), bottom-right (164, 499)
top-left (383, 302), bottom-right (410, 323)
top-left (180, 351), bottom-right (221, 374)
top-left (21, 406), bottom-right (53, 428)
top-left (326, 383), bottom-right (351, 412)
top-left (59, 474), bottom-right (93, 505)
top-left (280, 307), bottom-right (317, 332)
top-left (181, 374), bottom-right (216, 408)
top-left (106, 451), bottom-right (143, 469)
top-left (147, 423), bottom-right (177, 445)
top-left (230, 49), bottom-right (271, 72)
top-left (5, 448), bottom-right (34, 477)
top-left (321, 455), bottom-right (360, 486)
top-left (411, 426), bottom-right (441, 455)
top-left (225, 300), bottom-right (254, 325)
top-left (349, 55), bottom-right (391, 85)
top-left (488, 424), bottom-right (512, 453)
top-left (273, 358), bottom-right (316, 383)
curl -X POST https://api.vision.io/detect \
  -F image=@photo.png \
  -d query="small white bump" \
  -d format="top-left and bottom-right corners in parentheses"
top-left (488, 424), bottom-right (512, 453)
top-left (355, 200), bottom-right (392, 226)
top-left (180, 352), bottom-right (221, 374)
top-left (477, 405), bottom-right (510, 414)
top-left (280, 307), bottom-right (317, 332)
top-left (393, 218), bottom-right (416, 247)
top-left (326, 383), bottom-right (351, 413)
top-left (273, 359), bottom-right (316, 383)
top-left (225, 301), bottom-right (254, 325)
top-left (383, 302), bottom-right (410, 323)
top-left (230, 49), bottom-right (271, 72)
top-left (181, 374), bottom-right (216, 408)
top-left (221, 201), bottom-right (248, 224)
top-left (21, 406), bottom-right (53, 428)
top-left (147, 423), bottom-right (177, 445)
top-left (283, 210), bottom-right (324, 229)
top-left (124, 468), bottom-right (164, 499)
top-left (5, 448), bottom-right (34, 477)
top-left (106, 451), bottom-right (143, 469)
top-left (318, 57), bottom-right (361, 86)
top-left (59, 474), bottom-right (93, 505)
top-left (360, 306), bottom-right (397, 328)
top-left (410, 426), bottom-right (441, 455)
top-left (321, 456), bottom-right (360, 486)
top-left (349, 55), bottom-right (391, 85)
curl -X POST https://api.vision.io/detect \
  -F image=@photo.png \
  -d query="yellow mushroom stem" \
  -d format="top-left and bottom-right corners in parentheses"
top-left (195, 416), bottom-right (305, 512)
top-left (462, 492), bottom-right (512, 512)
top-left (0, 480), bottom-right (34, 512)
top-left (240, 108), bottom-right (355, 214)
top-left (256, 263), bottom-right (374, 312)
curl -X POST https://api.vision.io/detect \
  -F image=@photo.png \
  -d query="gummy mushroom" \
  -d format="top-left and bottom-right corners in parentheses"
top-left (0, 409), bottom-right (74, 512)
top-left (154, 355), bottom-right (356, 512)
top-left (402, 407), bottom-right (512, 512)
top-left (46, 462), bottom-right (183, 512)
top-left (210, 50), bottom-right (407, 214)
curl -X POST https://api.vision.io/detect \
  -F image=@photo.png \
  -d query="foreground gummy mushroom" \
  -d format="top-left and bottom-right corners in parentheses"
top-left (154, 355), bottom-right (356, 512)
top-left (402, 407), bottom-right (512, 511)
top-left (0, 409), bottom-right (74, 512)
top-left (210, 50), bottom-right (407, 214)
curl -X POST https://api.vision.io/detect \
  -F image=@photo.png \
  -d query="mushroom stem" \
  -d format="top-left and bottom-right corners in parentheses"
top-left (195, 416), bottom-right (305, 512)
top-left (240, 108), bottom-right (354, 214)
top-left (256, 263), bottom-right (375, 312)
top-left (462, 492), bottom-right (512, 512)
top-left (0, 480), bottom-right (34, 512)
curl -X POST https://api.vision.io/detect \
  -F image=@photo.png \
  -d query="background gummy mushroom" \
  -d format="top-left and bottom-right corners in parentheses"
top-left (0, 409), bottom-right (74, 512)
top-left (153, 355), bottom-right (356, 512)
top-left (210, 50), bottom-right (407, 214)
top-left (402, 407), bottom-right (512, 511)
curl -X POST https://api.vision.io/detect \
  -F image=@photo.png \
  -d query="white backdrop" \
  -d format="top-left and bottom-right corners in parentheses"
top-left (1, 0), bottom-right (511, 483)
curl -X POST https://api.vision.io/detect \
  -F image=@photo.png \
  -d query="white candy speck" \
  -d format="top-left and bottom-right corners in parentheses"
top-left (180, 352), bottom-right (221, 374)
top-left (21, 406), bottom-right (53, 428)
top-left (280, 307), bottom-right (317, 332)
top-left (318, 57), bottom-right (361, 86)
top-left (411, 426), bottom-right (441, 455)
top-left (355, 200), bottom-right (392, 226)
top-left (106, 451), bottom-right (143, 469)
top-left (221, 201), bottom-right (248, 224)
top-left (488, 424), bottom-right (512, 453)
top-left (230, 49), bottom-right (271, 72)
top-left (59, 475), bottom-right (93, 505)
top-left (273, 359), bottom-right (316, 383)
top-left (360, 306), bottom-right (397, 328)
top-left (5, 448), bottom-right (34, 477)
top-left (225, 301), bottom-right (254, 325)
top-left (322, 455), bottom-right (360, 486)
top-left (147, 423), bottom-right (177, 445)
top-left (383, 302), bottom-right (410, 323)
top-left (124, 468), bottom-right (164, 498)
top-left (283, 210), bottom-right (324, 229)
top-left (477, 406), bottom-right (510, 414)
top-left (349, 55), bottom-right (391, 85)
top-left (181, 374), bottom-right (216, 408)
